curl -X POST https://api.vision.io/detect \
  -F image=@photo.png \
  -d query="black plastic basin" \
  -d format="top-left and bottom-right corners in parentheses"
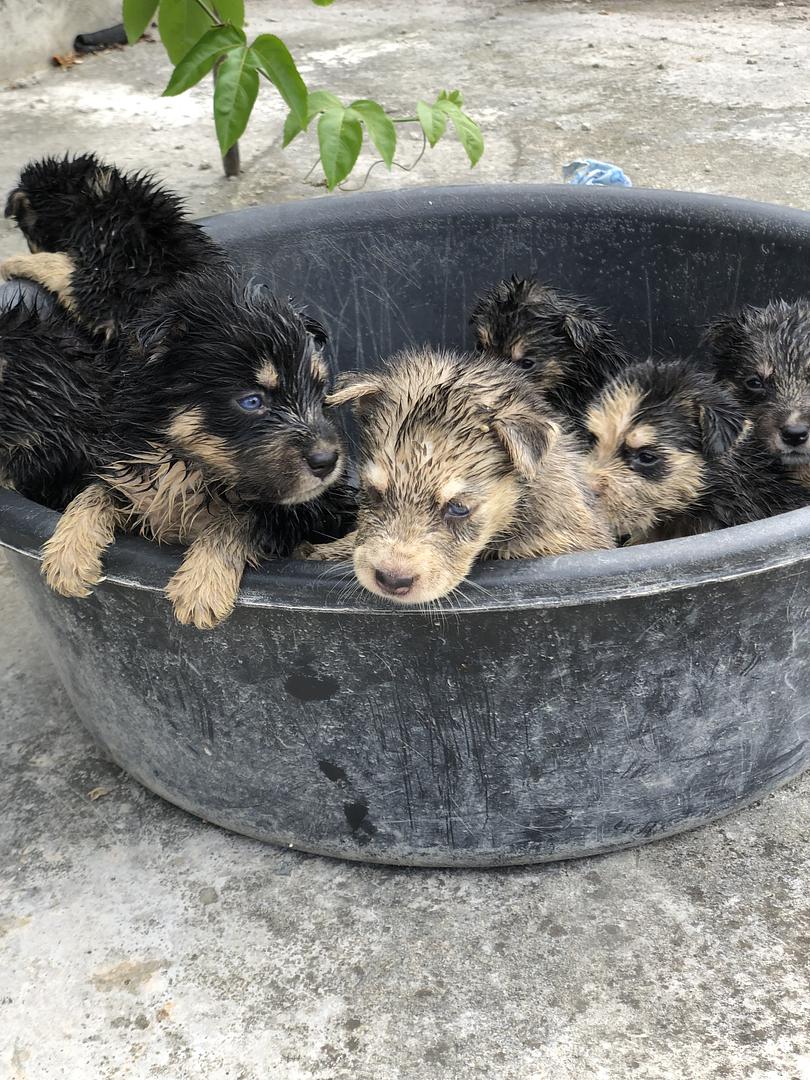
top-left (3, 184), bottom-right (810, 867)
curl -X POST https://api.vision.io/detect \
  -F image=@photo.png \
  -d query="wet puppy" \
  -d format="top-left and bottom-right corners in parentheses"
top-left (41, 270), bottom-right (354, 628)
top-left (304, 347), bottom-right (614, 604)
top-left (470, 277), bottom-right (630, 423)
top-left (0, 298), bottom-right (108, 509)
top-left (705, 299), bottom-right (810, 477)
top-left (2, 153), bottom-right (224, 337)
top-left (582, 358), bottom-right (808, 542)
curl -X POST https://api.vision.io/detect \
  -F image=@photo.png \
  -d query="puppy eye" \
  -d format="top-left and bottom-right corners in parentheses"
top-left (744, 375), bottom-right (766, 391)
top-left (237, 393), bottom-right (265, 412)
top-left (634, 449), bottom-right (659, 467)
top-left (444, 500), bottom-right (472, 520)
top-left (365, 485), bottom-right (384, 506)
top-left (516, 357), bottom-right (536, 371)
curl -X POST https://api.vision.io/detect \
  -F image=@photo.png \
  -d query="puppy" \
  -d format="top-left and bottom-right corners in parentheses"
top-left (303, 347), bottom-right (614, 604)
top-left (2, 153), bottom-right (224, 337)
top-left (0, 298), bottom-right (107, 509)
top-left (581, 358), bottom-right (809, 543)
top-left (41, 269), bottom-right (355, 629)
top-left (470, 277), bottom-right (630, 423)
top-left (705, 299), bottom-right (810, 477)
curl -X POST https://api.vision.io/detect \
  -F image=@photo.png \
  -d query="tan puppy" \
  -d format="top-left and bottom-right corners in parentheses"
top-left (304, 347), bottom-right (614, 603)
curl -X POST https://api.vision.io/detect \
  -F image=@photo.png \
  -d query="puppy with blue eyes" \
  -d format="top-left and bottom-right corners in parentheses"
top-left (42, 269), bottom-right (355, 629)
top-left (582, 358), bottom-right (809, 543)
top-left (470, 277), bottom-right (630, 425)
top-left (302, 346), bottom-right (614, 603)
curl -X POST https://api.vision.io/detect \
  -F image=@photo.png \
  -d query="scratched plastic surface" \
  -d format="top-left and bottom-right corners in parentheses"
top-left (3, 184), bottom-right (810, 866)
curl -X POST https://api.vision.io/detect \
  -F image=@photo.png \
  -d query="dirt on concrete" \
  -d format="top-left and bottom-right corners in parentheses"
top-left (3, 2), bottom-right (810, 1079)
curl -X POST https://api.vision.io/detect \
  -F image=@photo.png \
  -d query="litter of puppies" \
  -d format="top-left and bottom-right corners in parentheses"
top-left (2, 154), bottom-right (809, 628)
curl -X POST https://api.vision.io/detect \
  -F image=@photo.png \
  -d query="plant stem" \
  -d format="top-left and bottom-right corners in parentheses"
top-left (190, 0), bottom-right (221, 26)
top-left (222, 143), bottom-right (241, 177)
top-left (391, 117), bottom-right (418, 124)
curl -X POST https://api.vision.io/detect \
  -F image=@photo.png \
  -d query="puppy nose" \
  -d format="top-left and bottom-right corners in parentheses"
top-left (780, 423), bottom-right (809, 447)
top-left (305, 448), bottom-right (339, 478)
top-left (374, 568), bottom-right (418, 597)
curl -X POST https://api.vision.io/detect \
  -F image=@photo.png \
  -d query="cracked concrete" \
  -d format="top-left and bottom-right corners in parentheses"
top-left (2, 1), bottom-right (810, 1077)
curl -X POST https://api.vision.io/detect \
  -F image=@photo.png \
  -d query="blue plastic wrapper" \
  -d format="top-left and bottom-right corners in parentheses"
top-left (563, 159), bottom-right (632, 187)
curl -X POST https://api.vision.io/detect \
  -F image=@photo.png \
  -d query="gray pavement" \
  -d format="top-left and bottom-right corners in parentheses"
top-left (2, 2), bottom-right (810, 1077)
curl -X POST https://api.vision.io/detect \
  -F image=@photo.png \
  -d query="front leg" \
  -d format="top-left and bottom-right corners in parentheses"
top-left (41, 482), bottom-right (123, 597)
top-left (165, 509), bottom-right (256, 630)
top-left (295, 531), bottom-right (357, 561)
top-left (1, 252), bottom-right (77, 313)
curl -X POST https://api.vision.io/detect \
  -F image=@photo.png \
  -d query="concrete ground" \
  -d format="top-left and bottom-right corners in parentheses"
top-left (2, 1), bottom-right (810, 1077)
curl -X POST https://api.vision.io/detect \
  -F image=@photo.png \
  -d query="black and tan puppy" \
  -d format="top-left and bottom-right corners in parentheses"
top-left (0, 298), bottom-right (108, 509)
top-left (470, 277), bottom-right (630, 423)
top-left (705, 299), bottom-right (810, 477)
top-left (42, 269), bottom-right (354, 628)
top-left (582, 358), bottom-right (809, 542)
top-left (2, 153), bottom-right (224, 337)
top-left (303, 347), bottom-right (614, 603)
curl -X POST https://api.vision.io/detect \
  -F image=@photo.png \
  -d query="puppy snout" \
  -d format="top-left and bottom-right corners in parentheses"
top-left (374, 567), bottom-right (418, 597)
top-left (304, 447), bottom-right (339, 479)
top-left (780, 423), bottom-right (809, 447)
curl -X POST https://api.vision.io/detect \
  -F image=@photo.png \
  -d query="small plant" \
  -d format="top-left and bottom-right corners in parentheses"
top-left (123, 0), bottom-right (484, 187)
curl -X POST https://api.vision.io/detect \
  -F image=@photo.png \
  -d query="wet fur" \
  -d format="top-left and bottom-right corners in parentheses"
top-left (470, 277), bottom-right (630, 424)
top-left (311, 347), bottom-right (613, 603)
top-left (3, 154), bottom-right (225, 337)
top-left (583, 358), bottom-right (809, 542)
top-left (43, 269), bottom-right (356, 626)
top-left (0, 298), bottom-right (108, 508)
top-left (705, 299), bottom-right (810, 474)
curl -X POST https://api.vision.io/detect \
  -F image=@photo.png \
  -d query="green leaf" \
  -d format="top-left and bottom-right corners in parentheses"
top-left (438, 88), bottom-right (463, 107)
top-left (350, 100), bottom-right (396, 168)
top-left (248, 35), bottom-right (308, 126)
top-left (283, 110), bottom-right (305, 147)
top-left (159, 0), bottom-right (210, 63)
top-left (123, 0), bottom-right (158, 43)
top-left (307, 90), bottom-right (343, 118)
top-left (282, 90), bottom-right (343, 148)
top-left (317, 107), bottom-right (363, 190)
top-left (163, 24), bottom-right (245, 96)
top-left (416, 100), bottom-right (446, 148)
top-left (311, 0), bottom-right (336, 5)
top-left (213, 45), bottom-right (259, 154)
top-left (215, 0), bottom-right (245, 28)
top-left (435, 99), bottom-right (485, 166)
top-left (158, 0), bottom-right (244, 64)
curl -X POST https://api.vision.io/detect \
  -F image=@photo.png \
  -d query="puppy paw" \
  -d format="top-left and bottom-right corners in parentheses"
top-left (165, 564), bottom-right (239, 630)
top-left (293, 540), bottom-right (318, 559)
top-left (296, 533), bottom-right (357, 561)
top-left (0, 255), bottom-right (33, 282)
top-left (40, 540), bottom-right (102, 598)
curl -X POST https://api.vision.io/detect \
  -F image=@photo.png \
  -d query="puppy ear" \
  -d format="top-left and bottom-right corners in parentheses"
top-left (129, 314), bottom-right (189, 366)
top-left (703, 311), bottom-right (748, 365)
top-left (4, 190), bottom-right (31, 221)
top-left (698, 391), bottom-right (746, 460)
top-left (303, 315), bottom-right (329, 348)
top-left (326, 371), bottom-right (384, 409)
top-left (491, 409), bottom-right (559, 479)
top-left (563, 312), bottom-right (607, 354)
